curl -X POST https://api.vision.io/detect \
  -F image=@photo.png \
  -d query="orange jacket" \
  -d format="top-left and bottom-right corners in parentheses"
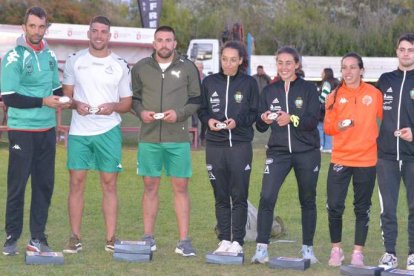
top-left (324, 82), bottom-right (383, 167)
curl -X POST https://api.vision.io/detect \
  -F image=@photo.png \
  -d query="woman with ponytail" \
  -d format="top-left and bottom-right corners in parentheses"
top-left (324, 52), bottom-right (383, 267)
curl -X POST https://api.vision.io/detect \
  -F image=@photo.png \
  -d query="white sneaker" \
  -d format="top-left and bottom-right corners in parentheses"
top-left (407, 254), bottom-right (414, 270)
top-left (251, 243), bottom-right (269, 264)
top-left (378, 252), bottom-right (398, 270)
top-left (213, 240), bottom-right (232, 254)
top-left (301, 245), bottom-right (319, 264)
top-left (227, 241), bottom-right (243, 254)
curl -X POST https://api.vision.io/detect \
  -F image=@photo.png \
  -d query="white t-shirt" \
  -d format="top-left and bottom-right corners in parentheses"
top-left (159, 62), bottom-right (171, 72)
top-left (63, 49), bottom-right (132, 135)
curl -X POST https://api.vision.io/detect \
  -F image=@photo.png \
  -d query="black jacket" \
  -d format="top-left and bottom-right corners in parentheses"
top-left (256, 78), bottom-right (320, 153)
top-left (377, 69), bottom-right (414, 161)
top-left (198, 71), bottom-right (259, 147)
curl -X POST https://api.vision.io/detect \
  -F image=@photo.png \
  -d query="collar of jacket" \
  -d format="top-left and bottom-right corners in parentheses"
top-left (17, 34), bottom-right (49, 52)
top-left (218, 69), bottom-right (241, 80)
top-left (150, 51), bottom-right (186, 66)
top-left (397, 67), bottom-right (414, 77)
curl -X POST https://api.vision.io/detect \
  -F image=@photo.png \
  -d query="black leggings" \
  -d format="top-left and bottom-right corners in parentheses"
top-left (326, 164), bottom-right (376, 246)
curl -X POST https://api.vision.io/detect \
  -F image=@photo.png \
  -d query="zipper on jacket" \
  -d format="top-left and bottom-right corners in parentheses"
top-left (396, 70), bottom-right (406, 160)
top-left (285, 81), bottom-right (292, 153)
top-left (34, 51), bottom-right (41, 71)
top-left (160, 72), bottom-right (165, 142)
top-left (225, 75), bottom-right (232, 147)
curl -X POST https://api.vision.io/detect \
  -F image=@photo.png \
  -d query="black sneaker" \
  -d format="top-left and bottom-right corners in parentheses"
top-left (63, 234), bottom-right (82, 254)
top-left (175, 238), bottom-right (196, 257)
top-left (3, 235), bottom-right (18, 256)
top-left (27, 237), bottom-right (52, 253)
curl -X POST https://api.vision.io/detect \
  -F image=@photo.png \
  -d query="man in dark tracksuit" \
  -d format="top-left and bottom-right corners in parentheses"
top-left (198, 41), bottom-right (259, 254)
top-left (377, 33), bottom-right (414, 271)
top-left (252, 48), bottom-right (320, 264)
top-left (0, 7), bottom-right (64, 255)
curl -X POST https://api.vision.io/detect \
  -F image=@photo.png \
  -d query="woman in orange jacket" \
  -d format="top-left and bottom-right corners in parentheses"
top-left (324, 52), bottom-right (383, 267)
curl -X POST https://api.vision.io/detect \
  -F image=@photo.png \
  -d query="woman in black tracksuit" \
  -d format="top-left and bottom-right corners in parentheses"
top-left (251, 46), bottom-right (321, 264)
top-left (198, 41), bottom-right (259, 254)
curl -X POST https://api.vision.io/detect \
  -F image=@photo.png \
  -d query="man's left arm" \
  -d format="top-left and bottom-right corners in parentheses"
top-left (173, 63), bottom-right (202, 122)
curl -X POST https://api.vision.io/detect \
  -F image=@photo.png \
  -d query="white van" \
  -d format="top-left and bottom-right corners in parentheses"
top-left (187, 39), bottom-right (220, 76)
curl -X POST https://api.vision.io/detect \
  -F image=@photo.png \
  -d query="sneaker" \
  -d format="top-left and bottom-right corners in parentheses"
top-left (328, 247), bottom-right (344, 267)
top-left (175, 238), bottom-right (196, 257)
top-left (213, 240), bottom-right (232, 254)
top-left (63, 234), bottom-right (82, 254)
top-left (27, 238), bottom-right (52, 253)
top-left (251, 243), bottom-right (269, 264)
top-left (227, 241), bottom-right (243, 254)
top-left (105, 236), bottom-right (116, 253)
top-left (3, 235), bottom-right (18, 256)
top-left (141, 234), bottom-right (157, 252)
top-left (301, 245), bottom-right (319, 264)
top-left (351, 250), bottom-right (364, 266)
top-left (407, 254), bottom-right (414, 270)
top-left (378, 252), bottom-right (398, 270)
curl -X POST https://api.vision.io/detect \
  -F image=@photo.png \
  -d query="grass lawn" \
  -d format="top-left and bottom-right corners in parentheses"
top-left (0, 133), bottom-right (411, 275)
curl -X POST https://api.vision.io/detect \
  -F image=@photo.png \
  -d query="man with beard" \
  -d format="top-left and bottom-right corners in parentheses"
top-left (61, 15), bottom-right (132, 253)
top-left (1, 6), bottom-right (63, 256)
top-left (131, 26), bottom-right (201, 256)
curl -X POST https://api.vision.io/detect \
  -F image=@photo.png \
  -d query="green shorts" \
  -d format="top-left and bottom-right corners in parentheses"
top-left (67, 125), bottom-right (123, 173)
top-left (137, 142), bottom-right (192, 178)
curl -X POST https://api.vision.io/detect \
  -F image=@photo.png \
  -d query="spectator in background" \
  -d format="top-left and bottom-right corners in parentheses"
top-left (376, 33), bottom-right (414, 271)
top-left (253, 65), bottom-right (271, 94)
top-left (324, 52), bottom-right (382, 267)
top-left (198, 41), bottom-right (259, 255)
top-left (1, 6), bottom-right (64, 255)
top-left (251, 46), bottom-right (320, 264)
top-left (318, 68), bottom-right (339, 153)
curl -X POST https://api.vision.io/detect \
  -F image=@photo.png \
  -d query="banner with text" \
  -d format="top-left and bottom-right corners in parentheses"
top-left (137, 0), bottom-right (162, 28)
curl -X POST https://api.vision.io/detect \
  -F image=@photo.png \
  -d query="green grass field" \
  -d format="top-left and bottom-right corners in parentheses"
top-left (0, 130), bottom-right (411, 275)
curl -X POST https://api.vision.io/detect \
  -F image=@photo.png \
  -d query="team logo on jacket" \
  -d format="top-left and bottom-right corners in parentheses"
top-left (410, 89), bottom-right (414, 99)
top-left (295, 97), bottom-right (303, 109)
top-left (49, 60), bottom-right (55, 70)
top-left (25, 62), bottom-right (34, 74)
top-left (105, 65), bottom-right (113, 74)
top-left (234, 91), bottom-right (243, 103)
top-left (362, 95), bottom-right (372, 106)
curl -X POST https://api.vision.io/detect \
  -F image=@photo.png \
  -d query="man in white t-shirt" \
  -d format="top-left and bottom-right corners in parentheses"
top-left (61, 15), bottom-right (132, 253)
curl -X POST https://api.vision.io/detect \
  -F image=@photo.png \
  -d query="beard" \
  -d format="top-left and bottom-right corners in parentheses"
top-left (90, 41), bottom-right (106, 51)
top-left (27, 34), bottom-right (42, 45)
top-left (157, 48), bottom-right (174, 59)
